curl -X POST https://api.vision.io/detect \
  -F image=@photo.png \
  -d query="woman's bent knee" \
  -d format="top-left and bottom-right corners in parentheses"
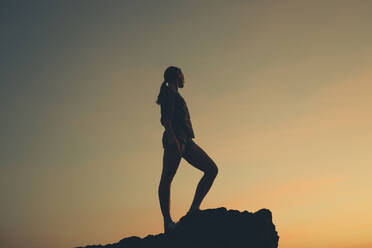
top-left (207, 164), bottom-right (218, 178)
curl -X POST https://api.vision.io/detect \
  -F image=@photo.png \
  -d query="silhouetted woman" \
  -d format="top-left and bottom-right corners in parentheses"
top-left (156, 66), bottom-right (219, 233)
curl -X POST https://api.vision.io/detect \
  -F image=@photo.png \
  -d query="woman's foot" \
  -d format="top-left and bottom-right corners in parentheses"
top-left (186, 207), bottom-right (201, 216)
top-left (164, 219), bottom-right (178, 234)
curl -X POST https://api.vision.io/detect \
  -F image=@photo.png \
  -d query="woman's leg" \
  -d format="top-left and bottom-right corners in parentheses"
top-left (158, 145), bottom-right (181, 230)
top-left (182, 140), bottom-right (218, 213)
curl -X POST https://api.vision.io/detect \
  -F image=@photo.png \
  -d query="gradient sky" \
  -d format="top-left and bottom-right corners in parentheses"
top-left (2, 1), bottom-right (372, 248)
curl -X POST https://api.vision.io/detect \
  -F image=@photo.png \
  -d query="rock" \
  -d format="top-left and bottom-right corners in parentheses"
top-left (76, 207), bottom-right (279, 248)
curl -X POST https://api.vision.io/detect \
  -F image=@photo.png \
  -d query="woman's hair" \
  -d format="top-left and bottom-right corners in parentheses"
top-left (156, 66), bottom-right (181, 105)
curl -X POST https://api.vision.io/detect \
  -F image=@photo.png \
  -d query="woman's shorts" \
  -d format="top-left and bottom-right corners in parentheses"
top-left (162, 131), bottom-right (195, 151)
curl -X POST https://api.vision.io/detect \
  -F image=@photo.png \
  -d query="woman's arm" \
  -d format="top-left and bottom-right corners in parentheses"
top-left (163, 119), bottom-right (185, 154)
top-left (160, 88), bottom-right (185, 154)
top-left (163, 119), bottom-right (177, 143)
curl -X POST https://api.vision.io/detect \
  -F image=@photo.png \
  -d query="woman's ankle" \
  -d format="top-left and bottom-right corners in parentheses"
top-left (187, 207), bottom-right (200, 215)
top-left (189, 205), bottom-right (200, 211)
top-left (163, 216), bottom-right (173, 224)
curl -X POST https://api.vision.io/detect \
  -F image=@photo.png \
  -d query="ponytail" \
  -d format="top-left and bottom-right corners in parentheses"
top-left (156, 81), bottom-right (168, 105)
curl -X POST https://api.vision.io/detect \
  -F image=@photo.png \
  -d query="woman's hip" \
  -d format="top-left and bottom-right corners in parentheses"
top-left (162, 131), bottom-right (194, 150)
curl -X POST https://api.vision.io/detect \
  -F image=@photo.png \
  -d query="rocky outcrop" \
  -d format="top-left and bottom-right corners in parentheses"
top-left (77, 207), bottom-right (279, 248)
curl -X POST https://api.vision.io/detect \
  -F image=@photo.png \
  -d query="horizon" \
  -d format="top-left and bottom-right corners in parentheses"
top-left (2, 1), bottom-right (372, 248)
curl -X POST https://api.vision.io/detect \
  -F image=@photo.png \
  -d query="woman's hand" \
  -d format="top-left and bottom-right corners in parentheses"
top-left (178, 142), bottom-right (186, 155)
top-left (175, 140), bottom-right (185, 155)
top-left (168, 135), bottom-right (185, 155)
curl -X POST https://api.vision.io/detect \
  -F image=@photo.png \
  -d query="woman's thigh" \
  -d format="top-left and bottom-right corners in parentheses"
top-left (161, 145), bottom-right (182, 181)
top-left (182, 140), bottom-right (218, 174)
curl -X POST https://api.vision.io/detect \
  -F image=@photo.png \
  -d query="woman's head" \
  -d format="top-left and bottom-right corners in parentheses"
top-left (156, 66), bottom-right (184, 105)
top-left (164, 66), bottom-right (184, 88)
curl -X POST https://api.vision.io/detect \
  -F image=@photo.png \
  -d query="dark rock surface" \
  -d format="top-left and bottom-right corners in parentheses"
top-left (76, 207), bottom-right (279, 248)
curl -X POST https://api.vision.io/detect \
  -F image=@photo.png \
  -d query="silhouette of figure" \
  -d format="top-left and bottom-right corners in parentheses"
top-left (156, 66), bottom-right (219, 233)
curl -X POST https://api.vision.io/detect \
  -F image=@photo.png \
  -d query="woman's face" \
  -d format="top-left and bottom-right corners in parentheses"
top-left (176, 71), bottom-right (185, 88)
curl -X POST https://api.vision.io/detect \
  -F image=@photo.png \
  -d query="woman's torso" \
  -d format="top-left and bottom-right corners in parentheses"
top-left (160, 87), bottom-right (195, 143)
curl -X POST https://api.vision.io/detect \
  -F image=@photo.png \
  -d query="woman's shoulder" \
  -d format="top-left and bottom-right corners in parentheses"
top-left (165, 86), bottom-right (181, 98)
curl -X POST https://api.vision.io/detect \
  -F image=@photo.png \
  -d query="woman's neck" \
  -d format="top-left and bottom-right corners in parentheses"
top-left (168, 83), bottom-right (178, 93)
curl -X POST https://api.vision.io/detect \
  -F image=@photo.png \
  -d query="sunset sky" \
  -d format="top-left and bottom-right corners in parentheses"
top-left (1, 1), bottom-right (372, 248)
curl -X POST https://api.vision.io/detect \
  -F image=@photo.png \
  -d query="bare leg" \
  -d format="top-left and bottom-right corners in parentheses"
top-left (158, 146), bottom-right (181, 232)
top-left (183, 140), bottom-right (218, 213)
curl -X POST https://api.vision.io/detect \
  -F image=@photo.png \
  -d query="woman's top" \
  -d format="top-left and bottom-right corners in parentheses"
top-left (160, 86), bottom-right (195, 144)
